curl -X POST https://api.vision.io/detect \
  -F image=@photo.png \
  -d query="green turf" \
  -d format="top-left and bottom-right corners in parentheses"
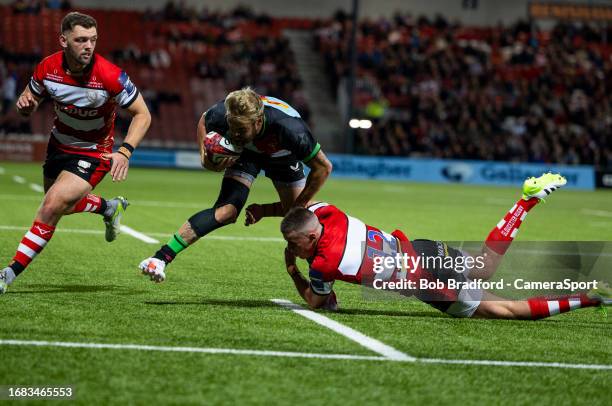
top-left (0, 161), bottom-right (611, 405)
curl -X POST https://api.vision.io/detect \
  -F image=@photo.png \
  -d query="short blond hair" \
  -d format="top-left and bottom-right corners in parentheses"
top-left (224, 87), bottom-right (264, 129)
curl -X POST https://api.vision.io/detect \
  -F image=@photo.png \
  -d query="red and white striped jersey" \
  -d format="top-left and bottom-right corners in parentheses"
top-left (306, 202), bottom-right (411, 295)
top-left (29, 51), bottom-right (139, 158)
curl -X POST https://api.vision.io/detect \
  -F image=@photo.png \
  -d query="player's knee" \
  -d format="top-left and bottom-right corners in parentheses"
top-left (40, 194), bottom-right (69, 217)
top-left (214, 178), bottom-right (250, 215)
top-left (215, 204), bottom-right (238, 224)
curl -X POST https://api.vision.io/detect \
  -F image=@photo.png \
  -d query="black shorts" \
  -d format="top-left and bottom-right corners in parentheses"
top-left (410, 239), bottom-right (474, 314)
top-left (224, 150), bottom-right (305, 187)
top-left (43, 143), bottom-right (110, 187)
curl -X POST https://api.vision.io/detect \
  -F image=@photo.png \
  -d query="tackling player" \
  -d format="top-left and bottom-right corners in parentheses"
top-left (280, 173), bottom-right (611, 319)
top-left (139, 87), bottom-right (332, 281)
top-left (0, 12), bottom-right (151, 294)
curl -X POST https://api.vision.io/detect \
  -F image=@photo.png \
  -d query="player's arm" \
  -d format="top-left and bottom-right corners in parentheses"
top-left (244, 151), bottom-right (332, 224)
top-left (284, 248), bottom-right (335, 310)
top-left (105, 94), bottom-right (151, 182)
top-left (15, 85), bottom-right (42, 117)
top-left (293, 149), bottom-right (333, 208)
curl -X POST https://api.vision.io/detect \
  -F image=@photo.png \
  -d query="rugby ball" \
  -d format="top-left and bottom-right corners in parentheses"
top-left (204, 131), bottom-right (243, 164)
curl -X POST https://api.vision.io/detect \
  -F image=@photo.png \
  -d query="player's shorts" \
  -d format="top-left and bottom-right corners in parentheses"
top-left (43, 143), bottom-right (111, 188)
top-left (224, 150), bottom-right (306, 188)
top-left (410, 239), bottom-right (483, 318)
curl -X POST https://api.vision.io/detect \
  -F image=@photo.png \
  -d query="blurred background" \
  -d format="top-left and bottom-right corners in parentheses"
top-left (0, 0), bottom-right (610, 188)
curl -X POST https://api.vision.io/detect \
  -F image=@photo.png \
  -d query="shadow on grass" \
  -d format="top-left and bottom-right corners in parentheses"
top-left (145, 298), bottom-right (446, 318)
top-left (9, 284), bottom-right (144, 294)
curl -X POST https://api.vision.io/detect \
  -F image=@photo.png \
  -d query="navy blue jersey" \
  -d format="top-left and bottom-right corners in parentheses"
top-left (204, 96), bottom-right (320, 163)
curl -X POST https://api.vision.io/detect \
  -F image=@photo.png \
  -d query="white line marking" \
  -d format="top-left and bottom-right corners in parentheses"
top-left (119, 225), bottom-right (160, 244)
top-left (589, 222), bottom-right (612, 228)
top-left (0, 167), bottom-right (5, 174)
top-left (583, 209), bottom-right (612, 218)
top-left (0, 339), bottom-right (385, 362)
top-left (271, 299), bottom-right (414, 361)
top-left (418, 358), bottom-right (612, 370)
top-left (0, 225), bottom-right (283, 242)
top-left (1, 338), bottom-right (610, 370)
top-left (29, 183), bottom-right (44, 193)
top-left (12, 176), bottom-right (26, 184)
top-left (130, 200), bottom-right (206, 209)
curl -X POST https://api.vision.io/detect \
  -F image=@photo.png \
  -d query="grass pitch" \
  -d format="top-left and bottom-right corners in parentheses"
top-left (0, 161), bottom-right (610, 405)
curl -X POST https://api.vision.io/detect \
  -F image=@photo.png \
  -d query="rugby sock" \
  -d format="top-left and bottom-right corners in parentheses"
top-left (153, 233), bottom-right (189, 265)
top-left (485, 198), bottom-right (539, 255)
top-left (527, 294), bottom-right (599, 320)
top-left (71, 194), bottom-right (107, 215)
top-left (11, 221), bottom-right (55, 274)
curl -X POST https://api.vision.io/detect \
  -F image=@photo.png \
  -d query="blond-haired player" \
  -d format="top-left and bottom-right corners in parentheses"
top-left (138, 87), bottom-right (332, 281)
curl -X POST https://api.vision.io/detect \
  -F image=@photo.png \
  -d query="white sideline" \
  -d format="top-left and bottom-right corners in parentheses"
top-left (12, 175), bottom-right (26, 184)
top-left (271, 299), bottom-right (414, 361)
top-left (418, 358), bottom-right (612, 370)
top-left (583, 209), bottom-right (612, 218)
top-left (0, 166), bottom-right (5, 174)
top-left (29, 183), bottom-right (44, 193)
top-left (119, 225), bottom-right (159, 244)
top-left (0, 225), bottom-right (284, 242)
top-left (0, 339), bottom-right (385, 362)
top-left (1, 338), bottom-right (611, 370)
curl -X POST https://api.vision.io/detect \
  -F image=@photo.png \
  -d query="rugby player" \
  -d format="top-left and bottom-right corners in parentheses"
top-left (139, 87), bottom-right (332, 281)
top-left (280, 173), bottom-right (611, 319)
top-left (0, 12), bottom-right (151, 294)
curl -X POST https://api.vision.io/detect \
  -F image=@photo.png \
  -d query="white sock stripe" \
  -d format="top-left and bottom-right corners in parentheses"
top-left (17, 243), bottom-right (37, 259)
top-left (547, 301), bottom-right (560, 315)
top-left (496, 219), bottom-right (506, 229)
top-left (510, 228), bottom-right (518, 238)
top-left (25, 231), bottom-right (48, 248)
top-left (568, 299), bottom-right (581, 310)
top-left (509, 204), bottom-right (517, 214)
top-left (520, 212), bottom-right (527, 221)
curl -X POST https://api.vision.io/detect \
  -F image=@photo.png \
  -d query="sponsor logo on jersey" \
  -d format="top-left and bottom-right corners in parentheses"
top-left (78, 160), bottom-right (92, 169)
top-left (86, 90), bottom-right (99, 104)
top-left (118, 71), bottom-right (135, 94)
top-left (57, 104), bottom-right (99, 117)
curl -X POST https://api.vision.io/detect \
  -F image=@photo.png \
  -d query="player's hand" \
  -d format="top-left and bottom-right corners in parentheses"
top-left (284, 247), bottom-right (297, 268)
top-left (322, 291), bottom-right (339, 312)
top-left (245, 204), bottom-right (264, 226)
top-left (102, 152), bottom-right (130, 182)
top-left (15, 92), bottom-right (39, 116)
top-left (203, 156), bottom-right (237, 172)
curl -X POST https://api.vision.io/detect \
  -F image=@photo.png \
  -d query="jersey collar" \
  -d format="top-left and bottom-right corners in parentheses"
top-left (62, 52), bottom-right (95, 76)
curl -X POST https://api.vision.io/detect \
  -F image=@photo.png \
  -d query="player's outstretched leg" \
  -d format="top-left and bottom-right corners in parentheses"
top-left (473, 287), bottom-right (608, 320)
top-left (139, 177), bottom-right (250, 282)
top-left (65, 194), bottom-right (129, 242)
top-left (471, 173), bottom-right (567, 280)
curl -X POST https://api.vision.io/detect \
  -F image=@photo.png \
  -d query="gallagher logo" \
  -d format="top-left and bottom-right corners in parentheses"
top-left (441, 163), bottom-right (473, 182)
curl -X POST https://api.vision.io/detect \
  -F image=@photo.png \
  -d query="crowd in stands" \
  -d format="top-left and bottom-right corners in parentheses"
top-left (2, 3), bottom-right (610, 169)
top-left (0, 3), bottom-right (310, 144)
top-left (315, 12), bottom-right (611, 169)
top-left (11, 0), bottom-right (72, 14)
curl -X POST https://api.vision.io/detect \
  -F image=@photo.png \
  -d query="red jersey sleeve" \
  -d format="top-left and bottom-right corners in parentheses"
top-left (100, 59), bottom-right (139, 108)
top-left (308, 255), bottom-right (336, 295)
